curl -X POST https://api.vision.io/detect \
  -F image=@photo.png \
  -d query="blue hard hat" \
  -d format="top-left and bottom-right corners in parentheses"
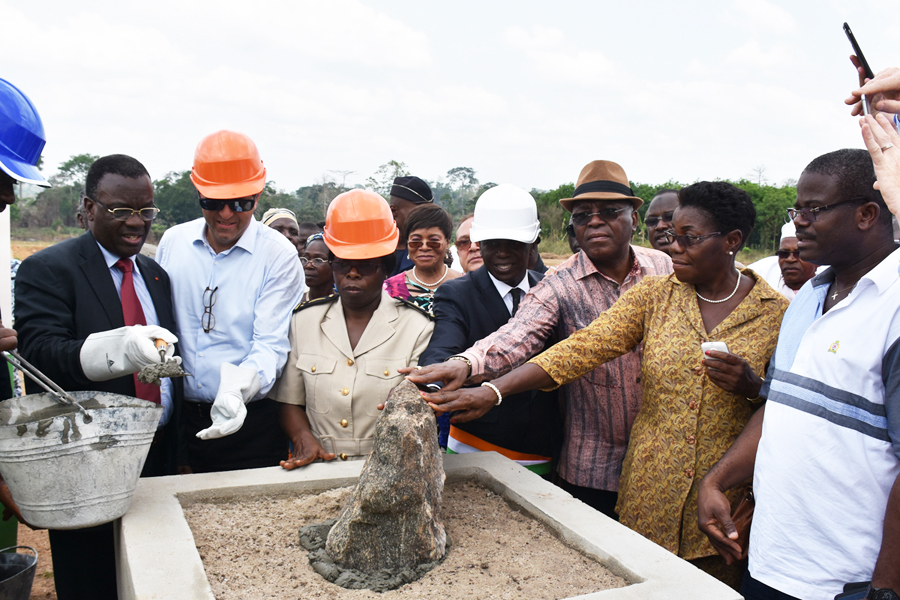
top-left (0, 78), bottom-right (48, 187)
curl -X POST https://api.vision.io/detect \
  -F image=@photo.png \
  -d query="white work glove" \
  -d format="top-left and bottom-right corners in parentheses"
top-left (196, 363), bottom-right (261, 440)
top-left (80, 325), bottom-right (180, 382)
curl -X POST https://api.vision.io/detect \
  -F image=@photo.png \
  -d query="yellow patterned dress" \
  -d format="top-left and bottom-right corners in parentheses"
top-left (531, 269), bottom-right (788, 559)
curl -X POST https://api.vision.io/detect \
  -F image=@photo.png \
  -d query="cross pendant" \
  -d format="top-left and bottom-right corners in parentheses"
top-left (831, 291), bottom-right (839, 301)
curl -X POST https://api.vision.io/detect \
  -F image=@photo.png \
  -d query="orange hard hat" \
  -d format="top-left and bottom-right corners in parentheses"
top-left (324, 190), bottom-right (399, 260)
top-left (190, 130), bottom-right (266, 199)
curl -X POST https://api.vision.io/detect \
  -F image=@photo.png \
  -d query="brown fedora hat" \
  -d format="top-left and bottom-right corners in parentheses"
top-left (559, 160), bottom-right (644, 212)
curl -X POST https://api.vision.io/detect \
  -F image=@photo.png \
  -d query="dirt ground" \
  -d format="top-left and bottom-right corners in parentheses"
top-left (11, 241), bottom-right (54, 261)
top-left (184, 480), bottom-right (626, 600)
top-left (16, 524), bottom-right (56, 599)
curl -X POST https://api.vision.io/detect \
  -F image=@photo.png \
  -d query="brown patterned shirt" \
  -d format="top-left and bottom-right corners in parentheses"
top-left (531, 270), bottom-right (788, 559)
top-left (461, 246), bottom-right (673, 490)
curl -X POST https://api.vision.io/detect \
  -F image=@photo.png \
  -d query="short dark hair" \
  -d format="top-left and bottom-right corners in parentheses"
top-left (803, 148), bottom-right (891, 230)
top-left (652, 188), bottom-right (680, 199)
top-left (84, 155), bottom-right (150, 201)
top-left (678, 182), bottom-right (756, 250)
top-left (402, 204), bottom-right (453, 241)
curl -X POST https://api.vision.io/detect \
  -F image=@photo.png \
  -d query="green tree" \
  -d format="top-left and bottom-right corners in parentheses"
top-left (152, 171), bottom-right (201, 227)
top-left (51, 153), bottom-right (99, 188)
top-left (366, 160), bottom-right (409, 198)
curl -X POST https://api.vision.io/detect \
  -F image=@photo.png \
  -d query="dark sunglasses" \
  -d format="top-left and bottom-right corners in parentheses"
top-left (407, 239), bottom-right (444, 251)
top-left (198, 193), bottom-right (258, 212)
top-left (331, 258), bottom-right (381, 276)
top-left (776, 249), bottom-right (802, 260)
top-left (571, 207), bottom-right (629, 226)
top-left (662, 230), bottom-right (722, 247)
top-left (644, 211), bottom-right (675, 228)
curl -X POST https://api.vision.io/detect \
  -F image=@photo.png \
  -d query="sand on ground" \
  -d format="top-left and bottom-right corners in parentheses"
top-left (184, 480), bottom-right (626, 600)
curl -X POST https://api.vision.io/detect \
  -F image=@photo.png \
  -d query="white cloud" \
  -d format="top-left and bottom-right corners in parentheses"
top-left (504, 25), bottom-right (615, 87)
top-left (723, 40), bottom-right (793, 68)
top-left (730, 0), bottom-right (796, 34)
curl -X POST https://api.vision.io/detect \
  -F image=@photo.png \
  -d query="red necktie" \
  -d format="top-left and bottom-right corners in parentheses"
top-left (114, 258), bottom-right (160, 404)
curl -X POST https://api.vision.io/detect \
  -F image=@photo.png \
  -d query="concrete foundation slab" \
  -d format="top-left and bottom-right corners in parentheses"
top-left (116, 452), bottom-right (741, 600)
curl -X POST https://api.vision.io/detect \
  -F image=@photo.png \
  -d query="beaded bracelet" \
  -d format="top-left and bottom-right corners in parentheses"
top-left (481, 381), bottom-right (502, 405)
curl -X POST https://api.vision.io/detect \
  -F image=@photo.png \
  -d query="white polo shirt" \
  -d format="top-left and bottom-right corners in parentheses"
top-left (750, 246), bottom-right (900, 600)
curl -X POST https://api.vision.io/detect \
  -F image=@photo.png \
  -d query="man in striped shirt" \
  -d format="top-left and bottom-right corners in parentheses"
top-left (410, 160), bottom-right (672, 518)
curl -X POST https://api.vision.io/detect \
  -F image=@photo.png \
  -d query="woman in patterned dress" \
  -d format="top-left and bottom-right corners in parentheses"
top-left (421, 182), bottom-right (789, 587)
top-left (383, 204), bottom-right (462, 315)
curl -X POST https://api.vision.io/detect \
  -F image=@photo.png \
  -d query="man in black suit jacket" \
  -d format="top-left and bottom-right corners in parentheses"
top-left (12, 155), bottom-right (181, 600)
top-left (419, 184), bottom-right (560, 473)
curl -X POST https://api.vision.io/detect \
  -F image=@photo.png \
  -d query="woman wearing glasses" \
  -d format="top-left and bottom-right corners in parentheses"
top-left (422, 181), bottom-right (789, 586)
top-left (273, 190), bottom-right (434, 468)
top-left (299, 232), bottom-right (335, 302)
top-left (383, 204), bottom-right (462, 315)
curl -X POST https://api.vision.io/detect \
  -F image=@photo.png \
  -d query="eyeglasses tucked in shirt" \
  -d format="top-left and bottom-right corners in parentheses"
top-left (662, 230), bottom-right (722, 247)
top-left (571, 207), bottom-right (629, 226)
top-left (198, 193), bottom-right (259, 213)
top-left (644, 211), bottom-right (675, 228)
top-left (89, 197), bottom-right (160, 222)
top-left (202, 286), bottom-right (217, 333)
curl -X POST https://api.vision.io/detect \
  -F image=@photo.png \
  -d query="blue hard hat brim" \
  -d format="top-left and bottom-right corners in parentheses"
top-left (0, 155), bottom-right (49, 187)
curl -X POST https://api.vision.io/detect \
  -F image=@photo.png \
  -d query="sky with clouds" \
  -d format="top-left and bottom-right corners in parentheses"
top-left (3, 0), bottom-right (899, 193)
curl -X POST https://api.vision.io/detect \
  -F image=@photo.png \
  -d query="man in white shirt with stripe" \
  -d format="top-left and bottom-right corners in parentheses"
top-left (698, 149), bottom-right (900, 600)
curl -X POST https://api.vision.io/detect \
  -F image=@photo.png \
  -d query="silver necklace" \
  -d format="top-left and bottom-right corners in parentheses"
top-left (696, 268), bottom-right (742, 304)
top-left (410, 265), bottom-right (448, 288)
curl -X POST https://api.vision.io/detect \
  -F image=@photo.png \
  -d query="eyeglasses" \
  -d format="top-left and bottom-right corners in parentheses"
top-left (300, 257), bottom-right (329, 268)
top-left (662, 230), bottom-right (722, 247)
top-left (455, 237), bottom-right (474, 251)
top-left (202, 286), bottom-right (217, 333)
top-left (89, 197), bottom-right (160, 222)
top-left (198, 193), bottom-right (258, 213)
top-left (644, 211), bottom-right (675, 228)
top-left (571, 207), bottom-right (629, 226)
top-left (407, 239), bottom-right (445, 251)
top-left (776, 249), bottom-right (802, 260)
top-left (331, 258), bottom-right (382, 276)
top-left (786, 198), bottom-right (863, 222)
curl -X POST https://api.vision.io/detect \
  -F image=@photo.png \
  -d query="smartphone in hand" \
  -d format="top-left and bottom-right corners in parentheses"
top-left (701, 341), bottom-right (729, 355)
top-left (844, 22), bottom-right (875, 115)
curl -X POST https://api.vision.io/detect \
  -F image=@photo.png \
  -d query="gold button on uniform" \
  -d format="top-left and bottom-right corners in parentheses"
top-left (383, 369), bottom-right (390, 376)
top-left (339, 453), bottom-right (348, 461)
top-left (311, 366), bottom-right (316, 373)
top-left (347, 359), bottom-right (354, 366)
top-left (340, 419), bottom-right (348, 428)
top-left (341, 388), bottom-right (349, 396)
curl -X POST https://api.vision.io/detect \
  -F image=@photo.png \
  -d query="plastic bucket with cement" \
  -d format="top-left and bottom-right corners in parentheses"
top-left (0, 546), bottom-right (37, 600)
top-left (0, 392), bottom-right (161, 530)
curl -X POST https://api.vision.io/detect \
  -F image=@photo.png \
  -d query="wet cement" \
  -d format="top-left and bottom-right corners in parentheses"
top-left (137, 359), bottom-right (188, 386)
top-left (298, 520), bottom-right (451, 592)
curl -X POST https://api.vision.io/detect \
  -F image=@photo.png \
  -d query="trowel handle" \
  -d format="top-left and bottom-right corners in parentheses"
top-left (155, 339), bottom-right (168, 362)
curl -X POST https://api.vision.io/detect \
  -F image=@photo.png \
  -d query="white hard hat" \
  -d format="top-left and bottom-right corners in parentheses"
top-left (470, 184), bottom-right (541, 244)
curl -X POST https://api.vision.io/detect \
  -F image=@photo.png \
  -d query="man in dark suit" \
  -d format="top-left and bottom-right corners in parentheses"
top-left (419, 184), bottom-right (560, 474)
top-left (12, 154), bottom-right (181, 600)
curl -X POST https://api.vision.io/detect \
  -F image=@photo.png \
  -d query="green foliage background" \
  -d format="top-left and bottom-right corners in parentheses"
top-left (17, 156), bottom-right (797, 259)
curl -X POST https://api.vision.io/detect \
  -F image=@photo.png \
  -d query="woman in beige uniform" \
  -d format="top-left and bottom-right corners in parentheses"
top-left (275, 189), bottom-right (434, 467)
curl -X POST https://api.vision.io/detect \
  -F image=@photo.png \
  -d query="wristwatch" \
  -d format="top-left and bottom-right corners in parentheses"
top-left (867, 586), bottom-right (900, 600)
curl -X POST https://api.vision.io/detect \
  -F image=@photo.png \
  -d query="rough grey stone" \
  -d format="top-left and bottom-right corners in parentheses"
top-left (324, 379), bottom-right (447, 575)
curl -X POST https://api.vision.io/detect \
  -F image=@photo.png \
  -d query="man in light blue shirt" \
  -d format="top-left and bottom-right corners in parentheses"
top-left (157, 130), bottom-right (303, 473)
